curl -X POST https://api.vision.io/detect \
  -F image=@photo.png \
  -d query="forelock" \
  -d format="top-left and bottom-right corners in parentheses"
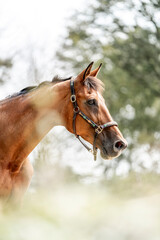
top-left (84, 76), bottom-right (104, 93)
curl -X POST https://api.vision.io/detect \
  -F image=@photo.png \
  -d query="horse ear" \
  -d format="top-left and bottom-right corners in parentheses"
top-left (77, 62), bottom-right (94, 82)
top-left (89, 63), bottom-right (102, 77)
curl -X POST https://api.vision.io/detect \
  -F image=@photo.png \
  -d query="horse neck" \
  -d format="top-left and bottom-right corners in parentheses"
top-left (0, 81), bottom-right (71, 167)
top-left (27, 81), bottom-right (71, 136)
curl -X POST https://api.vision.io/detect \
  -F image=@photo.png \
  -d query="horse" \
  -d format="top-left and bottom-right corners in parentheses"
top-left (0, 62), bottom-right (127, 203)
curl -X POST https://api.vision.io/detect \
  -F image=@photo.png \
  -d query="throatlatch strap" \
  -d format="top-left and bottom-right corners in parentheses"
top-left (73, 111), bottom-right (93, 153)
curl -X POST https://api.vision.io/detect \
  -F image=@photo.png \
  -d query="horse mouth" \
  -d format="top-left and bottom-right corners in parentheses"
top-left (100, 146), bottom-right (121, 160)
top-left (100, 148), bottom-right (112, 160)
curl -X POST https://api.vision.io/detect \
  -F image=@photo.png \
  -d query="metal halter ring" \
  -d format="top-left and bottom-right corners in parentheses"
top-left (70, 95), bottom-right (76, 103)
top-left (95, 126), bottom-right (103, 134)
top-left (74, 106), bottom-right (79, 113)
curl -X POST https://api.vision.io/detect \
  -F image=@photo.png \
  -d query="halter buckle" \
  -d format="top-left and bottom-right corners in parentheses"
top-left (95, 126), bottom-right (103, 134)
top-left (70, 95), bottom-right (76, 103)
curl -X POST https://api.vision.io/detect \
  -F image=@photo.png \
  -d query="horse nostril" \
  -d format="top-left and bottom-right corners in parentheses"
top-left (113, 140), bottom-right (127, 152)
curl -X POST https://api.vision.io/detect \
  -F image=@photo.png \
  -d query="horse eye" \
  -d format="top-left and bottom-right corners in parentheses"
top-left (87, 99), bottom-right (96, 106)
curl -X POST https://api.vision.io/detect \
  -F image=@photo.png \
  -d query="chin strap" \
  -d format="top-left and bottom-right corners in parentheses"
top-left (70, 80), bottom-right (118, 161)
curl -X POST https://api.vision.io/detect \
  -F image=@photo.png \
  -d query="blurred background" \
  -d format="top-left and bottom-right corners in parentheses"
top-left (0, 0), bottom-right (160, 239)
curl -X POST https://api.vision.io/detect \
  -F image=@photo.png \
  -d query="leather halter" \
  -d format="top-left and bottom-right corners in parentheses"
top-left (70, 80), bottom-right (118, 161)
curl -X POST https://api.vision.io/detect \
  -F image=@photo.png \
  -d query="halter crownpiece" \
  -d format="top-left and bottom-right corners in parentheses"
top-left (70, 80), bottom-right (118, 161)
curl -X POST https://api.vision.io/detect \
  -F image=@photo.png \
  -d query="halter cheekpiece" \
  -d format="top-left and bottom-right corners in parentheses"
top-left (70, 80), bottom-right (118, 161)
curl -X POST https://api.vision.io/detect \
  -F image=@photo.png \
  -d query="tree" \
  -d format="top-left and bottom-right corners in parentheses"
top-left (0, 58), bottom-right (12, 85)
top-left (56, 0), bottom-right (160, 158)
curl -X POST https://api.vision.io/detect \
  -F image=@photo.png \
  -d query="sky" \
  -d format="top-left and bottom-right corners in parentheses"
top-left (0, 0), bottom-right (85, 44)
top-left (0, 0), bottom-right (85, 97)
top-left (0, 0), bottom-right (84, 46)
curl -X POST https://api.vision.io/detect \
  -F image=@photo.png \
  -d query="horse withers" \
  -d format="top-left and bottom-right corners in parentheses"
top-left (0, 62), bottom-right (127, 202)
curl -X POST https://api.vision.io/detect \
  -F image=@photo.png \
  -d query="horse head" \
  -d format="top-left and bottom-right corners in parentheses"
top-left (65, 62), bottom-right (127, 160)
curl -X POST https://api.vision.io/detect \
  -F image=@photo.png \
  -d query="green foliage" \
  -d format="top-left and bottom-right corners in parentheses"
top-left (0, 58), bottom-right (12, 84)
top-left (56, 0), bottom-right (160, 150)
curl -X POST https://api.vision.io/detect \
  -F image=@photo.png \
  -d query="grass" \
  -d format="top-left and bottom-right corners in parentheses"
top-left (0, 171), bottom-right (160, 240)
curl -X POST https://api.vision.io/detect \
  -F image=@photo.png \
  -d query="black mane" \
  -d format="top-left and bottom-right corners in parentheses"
top-left (7, 76), bottom-right (73, 99)
top-left (52, 75), bottom-right (73, 83)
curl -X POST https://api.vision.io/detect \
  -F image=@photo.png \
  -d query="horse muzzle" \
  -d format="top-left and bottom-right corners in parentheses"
top-left (99, 138), bottom-right (128, 160)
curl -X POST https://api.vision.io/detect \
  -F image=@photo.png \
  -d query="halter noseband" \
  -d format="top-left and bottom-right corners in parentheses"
top-left (70, 80), bottom-right (118, 161)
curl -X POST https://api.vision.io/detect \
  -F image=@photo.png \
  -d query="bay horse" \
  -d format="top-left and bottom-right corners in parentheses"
top-left (0, 62), bottom-right (127, 203)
